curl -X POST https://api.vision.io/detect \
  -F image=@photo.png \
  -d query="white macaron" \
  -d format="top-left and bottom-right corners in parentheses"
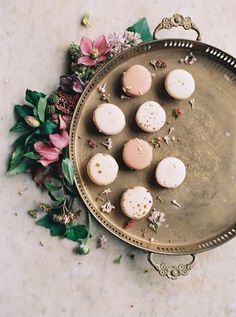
top-left (87, 153), bottom-right (119, 186)
top-left (155, 157), bottom-right (186, 188)
top-left (165, 69), bottom-right (195, 100)
top-left (120, 186), bottom-right (153, 220)
top-left (135, 101), bottom-right (166, 132)
top-left (93, 103), bottom-right (125, 135)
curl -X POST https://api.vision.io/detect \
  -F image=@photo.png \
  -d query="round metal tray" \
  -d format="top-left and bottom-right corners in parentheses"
top-left (70, 16), bottom-right (236, 274)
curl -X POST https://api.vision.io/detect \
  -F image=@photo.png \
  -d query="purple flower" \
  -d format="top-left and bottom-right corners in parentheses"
top-left (59, 74), bottom-right (85, 94)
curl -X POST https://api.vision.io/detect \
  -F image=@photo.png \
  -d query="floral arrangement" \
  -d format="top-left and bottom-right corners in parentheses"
top-left (7, 18), bottom-right (153, 255)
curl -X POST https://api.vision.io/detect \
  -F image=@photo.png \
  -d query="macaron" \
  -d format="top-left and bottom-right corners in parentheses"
top-left (135, 101), bottom-right (166, 132)
top-left (121, 186), bottom-right (153, 220)
top-left (122, 64), bottom-right (152, 97)
top-left (87, 153), bottom-right (119, 186)
top-left (165, 69), bottom-right (195, 100)
top-left (122, 138), bottom-right (153, 170)
top-left (93, 103), bottom-right (125, 135)
top-left (155, 157), bottom-right (186, 188)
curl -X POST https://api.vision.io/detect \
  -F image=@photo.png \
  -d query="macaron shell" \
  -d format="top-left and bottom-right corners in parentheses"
top-left (93, 103), bottom-right (125, 135)
top-left (122, 65), bottom-right (152, 97)
top-left (155, 157), bottom-right (186, 188)
top-left (121, 186), bottom-right (153, 220)
top-left (122, 138), bottom-right (153, 170)
top-left (135, 101), bottom-right (166, 132)
top-left (87, 153), bottom-right (119, 186)
top-left (165, 69), bottom-right (195, 100)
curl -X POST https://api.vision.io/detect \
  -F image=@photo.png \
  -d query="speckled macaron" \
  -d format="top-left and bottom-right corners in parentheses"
top-left (120, 186), bottom-right (153, 220)
top-left (93, 103), bottom-right (125, 135)
top-left (155, 157), bottom-right (186, 188)
top-left (122, 138), bottom-right (153, 170)
top-left (165, 69), bottom-right (195, 100)
top-left (122, 64), bottom-right (152, 97)
top-left (87, 153), bottom-right (119, 186)
top-left (135, 101), bottom-right (166, 132)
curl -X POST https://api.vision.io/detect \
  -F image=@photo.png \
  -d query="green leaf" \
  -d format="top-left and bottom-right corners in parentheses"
top-left (24, 151), bottom-right (40, 160)
top-left (36, 214), bottom-right (66, 237)
top-left (44, 181), bottom-right (62, 192)
top-left (127, 17), bottom-right (152, 42)
top-left (37, 97), bottom-right (47, 122)
top-left (62, 158), bottom-right (75, 186)
top-left (65, 225), bottom-right (88, 241)
top-left (10, 121), bottom-right (31, 133)
top-left (12, 134), bottom-right (29, 147)
top-left (25, 89), bottom-right (46, 106)
top-left (113, 255), bottom-right (122, 264)
top-left (15, 104), bottom-right (33, 118)
top-left (6, 157), bottom-right (31, 176)
top-left (40, 121), bottom-right (57, 134)
top-left (48, 190), bottom-right (64, 202)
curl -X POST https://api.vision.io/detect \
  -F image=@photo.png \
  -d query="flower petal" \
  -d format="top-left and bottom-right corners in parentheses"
top-left (80, 37), bottom-right (93, 55)
top-left (78, 56), bottom-right (97, 66)
top-left (34, 141), bottom-right (60, 162)
top-left (96, 55), bottom-right (107, 63)
top-left (38, 158), bottom-right (54, 166)
top-left (49, 130), bottom-right (69, 150)
top-left (93, 35), bottom-right (110, 54)
top-left (59, 115), bottom-right (72, 131)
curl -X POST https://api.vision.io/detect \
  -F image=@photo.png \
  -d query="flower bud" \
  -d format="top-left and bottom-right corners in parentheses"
top-left (78, 244), bottom-right (90, 255)
top-left (25, 116), bottom-right (40, 128)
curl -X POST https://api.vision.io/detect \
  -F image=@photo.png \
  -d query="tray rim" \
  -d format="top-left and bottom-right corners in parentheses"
top-left (70, 38), bottom-right (236, 255)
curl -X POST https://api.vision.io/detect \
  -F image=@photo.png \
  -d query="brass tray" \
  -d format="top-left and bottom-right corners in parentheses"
top-left (70, 15), bottom-right (236, 278)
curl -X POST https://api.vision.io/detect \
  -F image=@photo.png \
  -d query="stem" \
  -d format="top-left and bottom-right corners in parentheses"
top-left (84, 206), bottom-right (92, 245)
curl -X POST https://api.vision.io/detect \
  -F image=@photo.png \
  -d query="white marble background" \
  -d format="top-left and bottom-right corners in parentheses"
top-left (0, 1), bottom-right (236, 316)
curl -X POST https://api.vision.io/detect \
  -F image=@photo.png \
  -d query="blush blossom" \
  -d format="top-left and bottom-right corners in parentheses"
top-left (34, 130), bottom-right (69, 166)
top-left (78, 35), bottom-right (110, 66)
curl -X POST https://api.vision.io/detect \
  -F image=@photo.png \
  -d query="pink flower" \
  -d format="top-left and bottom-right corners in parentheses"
top-left (34, 141), bottom-right (60, 166)
top-left (49, 130), bottom-right (69, 150)
top-left (78, 35), bottom-right (110, 66)
top-left (34, 131), bottom-right (69, 166)
top-left (52, 114), bottom-right (72, 131)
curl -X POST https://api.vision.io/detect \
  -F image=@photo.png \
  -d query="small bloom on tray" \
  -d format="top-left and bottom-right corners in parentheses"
top-left (148, 210), bottom-right (165, 233)
top-left (24, 116), bottom-right (40, 128)
top-left (101, 200), bottom-right (115, 213)
top-left (98, 83), bottom-right (107, 94)
top-left (101, 188), bottom-right (111, 195)
top-left (59, 74), bottom-right (85, 94)
top-left (101, 138), bottom-right (112, 150)
top-left (78, 35), bottom-right (110, 66)
top-left (97, 234), bottom-right (107, 248)
top-left (87, 138), bottom-right (97, 148)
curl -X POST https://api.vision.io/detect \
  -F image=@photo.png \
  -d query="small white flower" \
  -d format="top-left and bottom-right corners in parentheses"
top-left (98, 83), bottom-right (107, 94)
top-left (97, 234), bottom-right (107, 248)
top-left (101, 200), bottom-right (115, 213)
top-left (148, 210), bottom-right (165, 224)
top-left (101, 188), bottom-right (111, 195)
top-left (101, 138), bottom-right (112, 150)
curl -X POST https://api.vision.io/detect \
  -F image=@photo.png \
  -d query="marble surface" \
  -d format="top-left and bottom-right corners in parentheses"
top-left (0, 1), bottom-right (236, 316)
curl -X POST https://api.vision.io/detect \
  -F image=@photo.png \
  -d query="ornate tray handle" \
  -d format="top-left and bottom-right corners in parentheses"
top-left (153, 14), bottom-right (202, 41)
top-left (147, 252), bottom-right (196, 279)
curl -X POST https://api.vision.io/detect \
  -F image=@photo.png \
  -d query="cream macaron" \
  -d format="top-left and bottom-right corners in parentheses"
top-left (136, 101), bottom-right (166, 132)
top-left (87, 153), bottom-right (119, 186)
top-left (93, 103), bottom-right (125, 135)
top-left (155, 157), bottom-right (186, 188)
top-left (165, 69), bottom-right (195, 100)
top-left (121, 186), bottom-right (153, 220)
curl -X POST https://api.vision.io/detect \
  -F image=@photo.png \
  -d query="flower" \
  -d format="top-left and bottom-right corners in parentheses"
top-left (49, 130), bottom-right (69, 150)
top-left (100, 200), bottom-right (115, 213)
top-left (78, 35), bottom-right (110, 66)
top-left (97, 234), bottom-right (107, 249)
top-left (34, 141), bottom-right (60, 166)
top-left (106, 31), bottom-right (142, 56)
top-left (24, 116), bottom-right (40, 128)
top-left (52, 88), bottom-right (80, 114)
top-left (52, 114), bottom-right (72, 131)
top-left (59, 74), bottom-right (85, 94)
top-left (148, 210), bottom-right (166, 224)
top-left (34, 131), bottom-right (69, 166)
